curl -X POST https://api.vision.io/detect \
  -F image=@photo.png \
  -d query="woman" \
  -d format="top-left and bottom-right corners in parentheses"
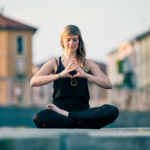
top-left (30, 25), bottom-right (119, 129)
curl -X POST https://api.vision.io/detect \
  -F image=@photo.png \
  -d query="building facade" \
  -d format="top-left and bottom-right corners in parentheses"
top-left (0, 14), bottom-right (37, 106)
top-left (107, 31), bottom-right (150, 111)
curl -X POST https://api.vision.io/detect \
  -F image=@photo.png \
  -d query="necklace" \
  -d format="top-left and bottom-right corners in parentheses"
top-left (62, 54), bottom-right (77, 86)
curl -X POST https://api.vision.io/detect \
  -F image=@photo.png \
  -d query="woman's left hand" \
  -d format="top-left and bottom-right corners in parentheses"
top-left (72, 60), bottom-right (87, 78)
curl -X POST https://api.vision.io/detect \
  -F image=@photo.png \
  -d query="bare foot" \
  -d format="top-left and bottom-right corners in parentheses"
top-left (45, 104), bottom-right (69, 117)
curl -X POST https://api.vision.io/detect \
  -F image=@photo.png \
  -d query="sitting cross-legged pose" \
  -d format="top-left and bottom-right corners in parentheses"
top-left (30, 25), bottom-right (119, 129)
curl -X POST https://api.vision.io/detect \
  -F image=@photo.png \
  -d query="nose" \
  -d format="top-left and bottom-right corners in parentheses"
top-left (69, 40), bottom-right (74, 45)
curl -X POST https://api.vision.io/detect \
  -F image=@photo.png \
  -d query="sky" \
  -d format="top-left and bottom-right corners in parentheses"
top-left (0, 0), bottom-right (150, 65)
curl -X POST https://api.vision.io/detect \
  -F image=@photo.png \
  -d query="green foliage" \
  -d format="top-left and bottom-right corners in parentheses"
top-left (113, 83), bottom-right (122, 89)
top-left (116, 60), bottom-right (123, 73)
top-left (0, 138), bottom-right (14, 150)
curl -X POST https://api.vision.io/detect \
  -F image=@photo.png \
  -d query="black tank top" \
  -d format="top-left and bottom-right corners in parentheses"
top-left (52, 56), bottom-right (90, 111)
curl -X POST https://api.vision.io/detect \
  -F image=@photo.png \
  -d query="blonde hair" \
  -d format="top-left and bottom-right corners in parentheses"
top-left (60, 25), bottom-right (89, 72)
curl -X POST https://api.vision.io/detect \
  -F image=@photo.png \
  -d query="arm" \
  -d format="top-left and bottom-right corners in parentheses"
top-left (30, 58), bottom-right (76, 87)
top-left (85, 59), bottom-right (112, 89)
top-left (30, 59), bottom-right (59, 87)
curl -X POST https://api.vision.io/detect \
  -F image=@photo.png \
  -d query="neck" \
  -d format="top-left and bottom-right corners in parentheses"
top-left (63, 51), bottom-right (77, 60)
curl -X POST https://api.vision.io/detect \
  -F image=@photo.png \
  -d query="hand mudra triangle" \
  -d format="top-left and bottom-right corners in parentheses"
top-left (62, 55), bottom-right (78, 86)
top-left (69, 64), bottom-right (77, 86)
top-left (68, 63), bottom-right (77, 76)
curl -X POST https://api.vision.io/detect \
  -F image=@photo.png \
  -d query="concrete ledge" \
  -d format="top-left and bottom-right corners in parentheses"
top-left (0, 128), bottom-right (150, 150)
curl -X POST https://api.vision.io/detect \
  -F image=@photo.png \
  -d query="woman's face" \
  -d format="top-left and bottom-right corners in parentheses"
top-left (63, 35), bottom-right (79, 53)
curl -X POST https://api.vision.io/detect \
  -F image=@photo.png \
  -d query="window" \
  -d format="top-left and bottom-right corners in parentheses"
top-left (15, 58), bottom-right (26, 78)
top-left (134, 52), bottom-right (137, 67)
top-left (17, 36), bottom-right (23, 54)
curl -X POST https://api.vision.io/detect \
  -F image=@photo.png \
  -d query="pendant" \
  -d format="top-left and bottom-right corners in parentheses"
top-left (71, 78), bottom-right (77, 86)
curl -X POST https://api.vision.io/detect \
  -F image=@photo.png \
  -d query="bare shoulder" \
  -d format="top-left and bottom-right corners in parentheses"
top-left (43, 58), bottom-right (56, 68)
top-left (47, 58), bottom-right (56, 64)
top-left (85, 59), bottom-right (97, 69)
top-left (85, 59), bottom-right (104, 76)
top-left (34, 58), bottom-right (57, 76)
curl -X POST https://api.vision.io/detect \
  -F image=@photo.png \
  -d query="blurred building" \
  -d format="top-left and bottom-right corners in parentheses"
top-left (0, 13), bottom-right (37, 106)
top-left (88, 60), bottom-right (108, 107)
top-left (107, 30), bottom-right (150, 111)
top-left (31, 63), bottom-right (53, 107)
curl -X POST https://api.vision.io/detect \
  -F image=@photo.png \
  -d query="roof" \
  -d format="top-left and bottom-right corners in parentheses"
top-left (131, 30), bottom-right (150, 41)
top-left (0, 14), bottom-right (37, 33)
top-left (108, 30), bottom-right (150, 55)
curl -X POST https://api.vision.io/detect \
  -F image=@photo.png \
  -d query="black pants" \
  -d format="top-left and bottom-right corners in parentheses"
top-left (33, 104), bottom-right (119, 129)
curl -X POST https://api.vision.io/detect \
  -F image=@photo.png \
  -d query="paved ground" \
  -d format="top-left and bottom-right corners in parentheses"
top-left (1, 127), bottom-right (150, 138)
top-left (0, 128), bottom-right (150, 150)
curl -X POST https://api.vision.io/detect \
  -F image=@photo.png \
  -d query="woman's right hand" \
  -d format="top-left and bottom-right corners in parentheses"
top-left (59, 60), bottom-right (76, 79)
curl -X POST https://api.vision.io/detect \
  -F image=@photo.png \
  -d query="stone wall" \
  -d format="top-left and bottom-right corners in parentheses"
top-left (0, 106), bottom-right (150, 128)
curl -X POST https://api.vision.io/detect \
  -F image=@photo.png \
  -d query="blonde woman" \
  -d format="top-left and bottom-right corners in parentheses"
top-left (31, 25), bottom-right (119, 129)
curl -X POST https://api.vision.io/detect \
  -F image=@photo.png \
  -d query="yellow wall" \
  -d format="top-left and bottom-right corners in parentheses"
top-left (0, 30), bottom-right (34, 78)
top-left (0, 30), bottom-right (34, 106)
top-left (0, 80), bottom-right (8, 105)
top-left (0, 31), bottom-right (8, 76)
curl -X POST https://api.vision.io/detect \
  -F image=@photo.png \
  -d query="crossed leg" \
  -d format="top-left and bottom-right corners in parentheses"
top-left (33, 104), bottom-right (119, 129)
top-left (69, 104), bottom-right (119, 129)
top-left (33, 109), bottom-right (78, 128)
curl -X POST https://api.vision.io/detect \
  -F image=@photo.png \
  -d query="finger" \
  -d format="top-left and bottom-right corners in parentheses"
top-left (46, 104), bottom-right (51, 108)
top-left (68, 68), bottom-right (76, 73)
top-left (67, 73), bottom-right (73, 79)
top-left (72, 60), bottom-right (79, 68)
top-left (46, 106), bottom-right (50, 109)
top-left (72, 61), bottom-right (78, 68)
top-left (74, 68), bottom-right (80, 74)
top-left (46, 106), bottom-right (49, 109)
top-left (69, 59), bottom-right (74, 64)
top-left (72, 72), bottom-right (80, 78)
top-left (73, 74), bottom-right (80, 78)
top-left (75, 68), bottom-right (80, 72)
top-left (66, 61), bottom-right (74, 69)
top-left (72, 75), bottom-right (77, 78)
